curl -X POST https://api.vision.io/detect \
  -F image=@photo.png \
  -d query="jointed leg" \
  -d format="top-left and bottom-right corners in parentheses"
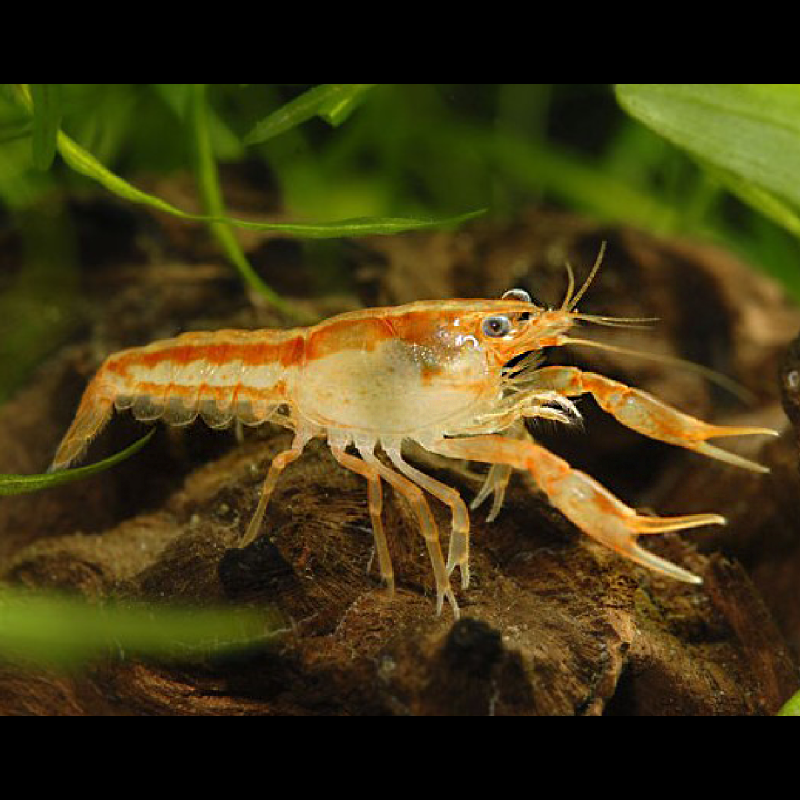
top-left (472, 421), bottom-right (528, 523)
top-left (473, 465), bottom-right (513, 521)
top-left (240, 435), bottom-right (310, 548)
top-left (531, 367), bottom-right (777, 473)
top-left (427, 435), bottom-right (726, 585)
top-left (384, 447), bottom-right (472, 589)
top-left (331, 446), bottom-right (395, 595)
top-left (357, 444), bottom-right (459, 618)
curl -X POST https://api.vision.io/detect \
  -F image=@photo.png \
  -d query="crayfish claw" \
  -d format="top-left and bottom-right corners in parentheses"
top-left (694, 441), bottom-right (771, 475)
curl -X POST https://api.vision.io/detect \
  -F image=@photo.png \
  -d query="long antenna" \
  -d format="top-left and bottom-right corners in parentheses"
top-left (570, 242), bottom-right (608, 312)
top-left (562, 336), bottom-right (755, 403)
top-left (575, 313), bottom-right (660, 330)
top-left (561, 261), bottom-right (577, 311)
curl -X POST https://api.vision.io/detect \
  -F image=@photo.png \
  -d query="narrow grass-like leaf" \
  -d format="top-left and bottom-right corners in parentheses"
top-left (0, 589), bottom-right (284, 668)
top-left (0, 430), bottom-right (155, 497)
top-left (56, 126), bottom-right (204, 219)
top-left (616, 84), bottom-right (800, 237)
top-left (29, 84), bottom-right (63, 171)
top-left (11, 85), bottom-right (481, 244)
top-left (318, 84), bottom-right (379, 127)
top-left (277, 210), bottom-right (488, 236)
top-left (244, 84), bottom-right (378, 145)
top-left (58, 125), bottom-right (482, 235)
top-left (189, 84), bottom-right (294, 313)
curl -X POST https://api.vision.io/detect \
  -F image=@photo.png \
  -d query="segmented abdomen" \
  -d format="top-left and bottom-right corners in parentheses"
top-left (51, 329), bottom-right (304, 471)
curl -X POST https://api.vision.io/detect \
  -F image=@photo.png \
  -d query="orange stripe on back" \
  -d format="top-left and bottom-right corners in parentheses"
top-left (107, 331), bottom-right (307, 378)
top-left (305, 317), bottom-right (396, 362)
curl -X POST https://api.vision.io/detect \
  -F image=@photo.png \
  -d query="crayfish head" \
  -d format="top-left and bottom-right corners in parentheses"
top-left (473, 290), bottom-right (574, 367)
top-left (457, 245), bottom-right (619, 370)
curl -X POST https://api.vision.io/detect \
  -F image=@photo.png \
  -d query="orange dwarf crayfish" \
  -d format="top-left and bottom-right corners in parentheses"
top-left (51, 249), bottom-right (776, 617)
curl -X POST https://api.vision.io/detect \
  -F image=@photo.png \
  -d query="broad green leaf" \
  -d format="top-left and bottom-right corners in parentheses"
top-left (244, 84), bottom-right (379, 145)
top-left (0, 589), bottom-right (284, 668)
top-left (778, 690), bottom-right (800, 717)
top-left (29, 84), bottom-right (63, 171)
top-left (0, 430), bottom-right (155, 497)
top-left (616, 84), bottom-right (800, 237)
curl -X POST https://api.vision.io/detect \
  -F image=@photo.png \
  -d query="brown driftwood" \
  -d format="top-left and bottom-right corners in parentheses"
top-left (1, 204), bottom-right (798, 715)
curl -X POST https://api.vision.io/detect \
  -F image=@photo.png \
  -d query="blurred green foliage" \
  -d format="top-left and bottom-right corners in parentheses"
top-left (779, 689), bottom-right (800, 716)
top-left (0, 588), bottom-right (284, 669)
top-left (3, 84), bottom-right (798, 279)
top-left (4, 84), bottom-right (800, 303)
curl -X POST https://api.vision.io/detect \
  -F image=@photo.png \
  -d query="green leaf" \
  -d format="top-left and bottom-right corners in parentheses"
top-left (55, 125), bottom-right (202, 218)
top-left (188, 83), bottom-right (291, 312)
top-left (29, 84), bottom-right (63, 171)
top-left (778, 690), bottom-right (800, 717)
top-left (274, 210), bottom-right (488, 236)
top-left (0, 589), bottom-right (284, 668)
top-left (55, 107), bottom-right (479, 237)
top-left (616, 84), bottom-right (800, 238)
top-left (56, 120), bottom-right (482, 236)
top-left (244, 84), bottom-right (379, 145)
top-left (0, 430), bottom-right (155, 497)
top-left (318, 84), bottom-right (379, 127)
top-left (11, 85), bottom-right (479, 241)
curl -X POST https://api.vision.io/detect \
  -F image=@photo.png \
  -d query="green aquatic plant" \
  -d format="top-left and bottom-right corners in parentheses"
top-left (617, 83), bottom-right (800, 298)
top-left (0, 430), bottom-right (283, 670)
top-left (0, 430), bottom-right (155, 496)
top-left (3, 84), bottom-right (799, 303)
top-left (617, 84), bottom-right (800, 239)
top-left (778, 690), bottom-right (800, 717)
top-left (243, 83), bottom-right (379, 144)
top-left (5, 83), bottom-right (481, 314)
top-left (0, 588), bottom-right (284, 668)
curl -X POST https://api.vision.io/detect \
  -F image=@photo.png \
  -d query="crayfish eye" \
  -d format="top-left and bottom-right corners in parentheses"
top-left (502, 289), bottom-right (533, 304)
top-left (482, 315), bottom-right (513, 338)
